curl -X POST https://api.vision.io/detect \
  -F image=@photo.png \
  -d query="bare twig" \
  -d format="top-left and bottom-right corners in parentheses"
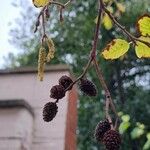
top-left (93, 59), bottom-right (119, 126)
top-left (105, 97), bottom-right (113, 128)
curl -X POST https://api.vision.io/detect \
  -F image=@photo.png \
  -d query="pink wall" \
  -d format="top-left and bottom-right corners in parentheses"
top-left (0, 66), bottom-right (77, 150)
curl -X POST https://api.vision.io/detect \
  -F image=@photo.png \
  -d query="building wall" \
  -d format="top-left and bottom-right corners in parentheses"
top-left (0, 66), bottom-right (77, 150)
top-left (0, 108), bottom-right (33, 150)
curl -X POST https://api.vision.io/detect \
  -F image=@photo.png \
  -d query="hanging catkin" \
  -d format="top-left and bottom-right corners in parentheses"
top-left (46, 38), bottom-right (55, 62)
top-left (38, 46), bottom-right (46, 81)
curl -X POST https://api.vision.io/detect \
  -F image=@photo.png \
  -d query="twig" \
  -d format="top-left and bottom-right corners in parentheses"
top-left (105, 97), bottom-right (113, 128)
top-left (90, 0), bottom-right (103, 59)
top-left (41, 13), bottom-right (47, 45)
top-left (91, 0), bottom-right (118, 126)
top-left (65, 58), bottom-right (93, 92)
top-left (103, 6), bottom-right (150, 47)
top-left (93, 59), bottom-right (119, 125)
top-left (64, 0), bottom-right (72, 7)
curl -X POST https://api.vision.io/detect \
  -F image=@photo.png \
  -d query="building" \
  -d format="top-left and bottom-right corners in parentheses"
top-left (0, 65), bottom-right (78, 150)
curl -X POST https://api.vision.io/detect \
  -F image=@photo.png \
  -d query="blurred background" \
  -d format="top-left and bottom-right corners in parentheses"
top-left (0, 0), bottom-right (150, 149)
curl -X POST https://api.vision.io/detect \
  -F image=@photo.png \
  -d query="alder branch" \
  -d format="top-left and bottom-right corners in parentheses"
top-left (103, 6), bottom-right (150, 47)
top-left (90, 0), bottom-right (103, 59)
top-left (34, 0), bottom-right (72, 33)
top-left (93, 59), bottom-right (119, 120)
top-left (65, 58), bottom-right (93, 92)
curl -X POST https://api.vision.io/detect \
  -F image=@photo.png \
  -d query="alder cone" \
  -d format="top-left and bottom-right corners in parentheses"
top-left (50, 85), bottom-right (65, 99)
top-left (59, 75), bottom-right (73, 90)
top-left (94, 119), bottom-right (111, 142)
top-left (103, 130), bottom-right (121, 150)
top-left (43, 102), bottom-right (58, 122)
top-left (79, 79), bottom-right (97, 96)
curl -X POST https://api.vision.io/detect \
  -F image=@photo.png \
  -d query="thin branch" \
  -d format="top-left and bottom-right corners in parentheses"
top-left (64, 0), bottom-right (72, 7)
top-left (65, 58), bottom-right (93, 92)
top-left (105, 97), bottom-right (113, 128)
top-left (103, 6), bottom-right (150, 47)
top-left (41, 13), bottom-right (47, 45)
top-left (49, 1), bottom-right (65, 8)
top-left (93, 59), bottom-right (119, 122)
top-left (90, 0), bottom-right (103, 59)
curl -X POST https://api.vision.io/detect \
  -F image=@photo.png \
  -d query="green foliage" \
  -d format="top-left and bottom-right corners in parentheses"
top-left (5, 0), bottom-right (150, 149)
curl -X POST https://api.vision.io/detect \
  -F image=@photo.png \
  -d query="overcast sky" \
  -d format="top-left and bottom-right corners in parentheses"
top-left (0, 0), bottom-right (33, 68)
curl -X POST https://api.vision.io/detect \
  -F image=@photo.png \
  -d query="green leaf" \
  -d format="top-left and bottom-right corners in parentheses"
top-left (119, 122), bottom-right (130, 134)
top-left (143, 133), bottom-right (150, 150)
top-left (136, 122), bottom-right (145, 129)
top-left (131, 127), bottom-right (144, 139)
top-left (121, 115), bottom-right (130, 122)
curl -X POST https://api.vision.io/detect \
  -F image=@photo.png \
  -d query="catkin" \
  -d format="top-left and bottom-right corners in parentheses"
top-left (38, 47), bottom-right (46, 81)
top-left (46, 38), bottom-right (55, 62)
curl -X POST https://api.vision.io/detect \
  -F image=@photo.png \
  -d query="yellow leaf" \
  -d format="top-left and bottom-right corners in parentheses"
top-left (103, 14), bottom-right (113, 30)
top-left (102, 39), bottom-right (130, 59)
top-left (116, 3), bottom-right (126, 13)
top-left (135, 36), bottom-right (150, 58)
top-left (32, 0), bottom-right (49, 8)
top-left (137, 14), bottom-right (150, 36)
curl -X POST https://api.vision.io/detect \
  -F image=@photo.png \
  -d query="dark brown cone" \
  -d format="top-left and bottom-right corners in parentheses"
top-left (59, 75), bottom-right (73, 90)
top-left (50, 85), bottom-right (65, 99)
top-left (94, 119), bottom-right (111, 142)
top-left (79, 79), bottom-right (97, 97)
top-left (103, 130), bottom-right (121, 150)
top-left (43, 102), bottom-right (58, 122)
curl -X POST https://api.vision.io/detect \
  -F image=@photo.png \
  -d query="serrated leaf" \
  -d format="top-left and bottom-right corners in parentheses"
top-left (131, 127), bottom-right (144, 139)
top-left (32, 0), bottom-right (49, 8)
top-left (103, 14), bottom-right (113, 30)
top-left (135, 36), bottom-right (150, 58)
top-left (102, 39), bottom-right (130, 59)
top-left (137, 14), bottom-right (150, 36)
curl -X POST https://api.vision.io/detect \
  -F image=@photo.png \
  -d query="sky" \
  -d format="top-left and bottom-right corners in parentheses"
top-left (0, 0), bottom-right (33, 68)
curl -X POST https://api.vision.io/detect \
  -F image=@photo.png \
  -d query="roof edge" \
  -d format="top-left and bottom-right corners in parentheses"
top-left (0, 64), bottom-right (70, 75)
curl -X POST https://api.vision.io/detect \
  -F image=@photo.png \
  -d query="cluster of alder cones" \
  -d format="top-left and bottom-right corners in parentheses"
top-left (94, 119), bottom-right (121, 150)
top-left (42, 75), bottom-right (121, 149)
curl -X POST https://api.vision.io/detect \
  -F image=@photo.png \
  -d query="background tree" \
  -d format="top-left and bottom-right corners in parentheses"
top-left (5, 0), bottom-right (150, 149)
